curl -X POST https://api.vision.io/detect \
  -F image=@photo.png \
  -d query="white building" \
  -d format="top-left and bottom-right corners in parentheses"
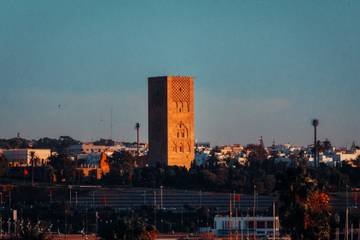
top-left (3, 149), bottom-right (51, 166)
top-left (213, 215), bottom-right (280, 238)
top-left (337, 149), bottom-right (360, 162)
top-left (68, 143), bottom-right (123, 155)
top-left (195, 150), bottom-right (210, 166)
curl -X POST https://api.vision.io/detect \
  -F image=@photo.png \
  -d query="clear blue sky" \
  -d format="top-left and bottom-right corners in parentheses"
top-left (0, 0), bottom-right (359, 146)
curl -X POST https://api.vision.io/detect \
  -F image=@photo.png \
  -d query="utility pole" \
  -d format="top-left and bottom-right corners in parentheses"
top-left (7, 218), bottom-right (10, 235)
top-left (69, 186), bottom-right (72, 205)
top-left (273, 202), bottom-right (276, 240)
top-left (153, 191), bottom-right (157, 227)
top-left (235, 206), bottom-right (239, 240)
top-left (95, 211), bottom-right (99, 239)
top-left (49, 190), bottom-right (52, 204)
top-left (346, 208), bottom-right (349, 240)
top-left (9, 190), bottom-right (11, 209)
top-left (30, 151), bottom-right (35, 186)
top-left (0, 216), bottom-right (2, 238)
top-left (229, 193), bottom-right (232, 240)
top-left (253, 184), bottom-right (256, 240)
top-left (160, 186), bottom-right (164, 209)
top-left (0, 216), bottom-right (2, 239)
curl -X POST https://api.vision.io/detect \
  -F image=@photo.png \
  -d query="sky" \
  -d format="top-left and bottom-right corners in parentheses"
top-left (0, 0), bottom-right (359, 147)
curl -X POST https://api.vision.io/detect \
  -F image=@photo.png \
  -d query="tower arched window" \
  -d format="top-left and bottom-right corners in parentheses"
top-left (179, 144), bottom-right (184, 153)
top-left (176, 123), bottom-right (188, 139)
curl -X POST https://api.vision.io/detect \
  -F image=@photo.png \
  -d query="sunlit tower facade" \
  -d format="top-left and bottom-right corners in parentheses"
top-left (148, 76), bottom-right (195, 169)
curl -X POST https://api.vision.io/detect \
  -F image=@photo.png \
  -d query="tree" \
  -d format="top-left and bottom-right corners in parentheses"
top-left (34, 136), bottom-right (81, 153)
top-left (9, 220), bottom-right (53, 240)
top-left (48, 153), bottom-right (77, 183)
top-left (245, 143), bottom-right (268, 163)
top-left (278, 164), bottom-right (331, 240)
top-left (304, 191), bottom-right (331, 239)
top-left (0, 155), bottom-right (8, 177)
top-left (93, 138), bottom-right (115, 146)
top-left (98, 216), bottom-right (157, 240)
top-left (106, 151), bottom-right (136, 185)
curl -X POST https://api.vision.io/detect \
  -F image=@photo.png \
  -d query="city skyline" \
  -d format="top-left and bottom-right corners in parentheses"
top-left (0, 1), bottom-right (359, 146)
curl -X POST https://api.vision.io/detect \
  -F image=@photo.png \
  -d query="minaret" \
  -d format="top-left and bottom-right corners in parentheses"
top-left (148, 76), bottom-right (194, 169)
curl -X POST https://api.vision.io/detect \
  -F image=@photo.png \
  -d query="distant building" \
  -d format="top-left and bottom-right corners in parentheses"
top-left (148, 76), bottom-right (195, 169)
top-left (195, 151), bottom-right (210, 166)
top-left (337, 149), bottom-right (360, 162)
top-left (3, 149), bottom-right (51, 167)
top-left (68, 143), bottom-right (122, 155)
top-left (213, 215), bottom-right (280, 238)
top-left (76, 152), bottom-right (110, 179)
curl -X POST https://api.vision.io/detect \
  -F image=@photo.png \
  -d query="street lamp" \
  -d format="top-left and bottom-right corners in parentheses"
top-left (135, 123), bottom-right (141, 157)
top-left (312, 119), bottom-right (319, 167)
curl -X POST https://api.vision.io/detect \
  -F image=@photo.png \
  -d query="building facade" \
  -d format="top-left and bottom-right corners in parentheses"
top-left (213, 215), bottom-right (280, 238)
top-left (3, 149), bottom-right (51, 166)
top-left (76, 152), bottom-right (110, 179)
top-left (148, 76), bottom-right (194, 169)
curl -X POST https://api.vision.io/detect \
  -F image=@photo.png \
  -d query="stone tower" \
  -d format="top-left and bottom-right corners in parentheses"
top-left (148, 76), bottom-right (194, 169)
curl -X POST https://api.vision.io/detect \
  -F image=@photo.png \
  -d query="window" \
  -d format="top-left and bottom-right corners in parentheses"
top-left (257, 221), bottom-right (265, 229)
top-left (267, 221), bottom-right (273, 228)
top-left (247, 221), bottom-right (254, 229)
top-left (223, 221), bottom-right (229, 230)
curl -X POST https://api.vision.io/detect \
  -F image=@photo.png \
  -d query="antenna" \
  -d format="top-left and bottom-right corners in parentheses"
top-left (110, 107), bottom-right (113, 140)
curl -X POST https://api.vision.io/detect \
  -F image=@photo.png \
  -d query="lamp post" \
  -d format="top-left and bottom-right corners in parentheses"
top-left (135, 123), bottom-right (141, 157)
